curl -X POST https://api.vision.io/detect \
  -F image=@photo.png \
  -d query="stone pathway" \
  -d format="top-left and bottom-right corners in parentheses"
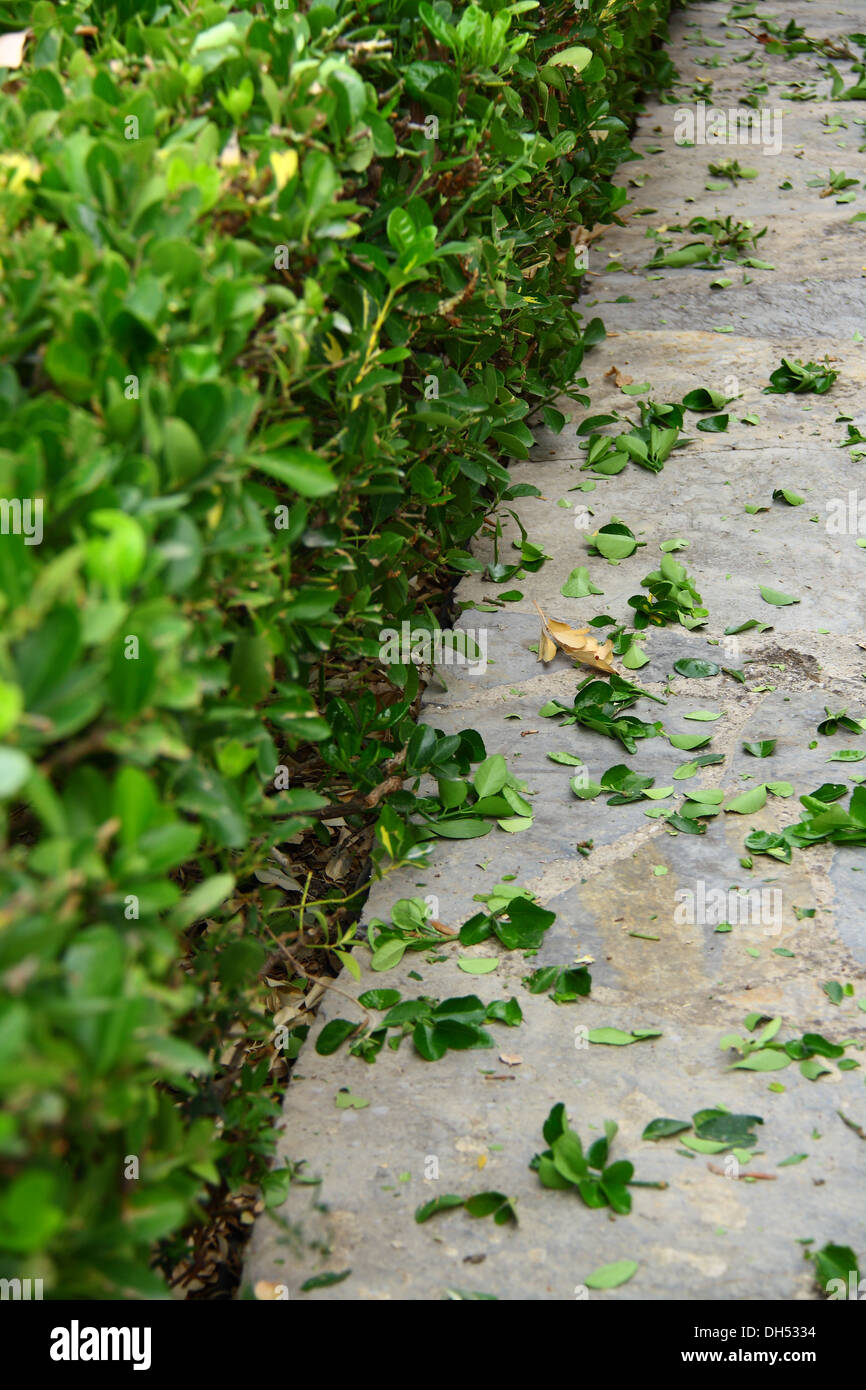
top-left (246, 0), bottom-right (866, 1300)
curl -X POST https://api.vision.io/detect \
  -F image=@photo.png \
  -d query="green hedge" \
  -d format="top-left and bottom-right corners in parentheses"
top-left (0, 0), bottom-right (673, 1296)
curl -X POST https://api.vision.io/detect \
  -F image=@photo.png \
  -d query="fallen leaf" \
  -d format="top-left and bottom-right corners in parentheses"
top-left (605, 365), bottom-right (633, 387)
top-left (499, 1053), bottom-right (523, 1066)
top-left (430, 918), bottom-right (458, 936)
top-left (533, 600), bottom-right (616, 673)
top-left (585, 1259), bottom-right (639, 1289)
top-left (335, 1089), bottom-right (369, 1110)
top-left (254, 1280), bottom-right (288, 1300)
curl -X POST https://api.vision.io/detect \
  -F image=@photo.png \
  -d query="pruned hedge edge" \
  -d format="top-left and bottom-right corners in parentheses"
top-left (0, 0), bottom-right (673, 1296)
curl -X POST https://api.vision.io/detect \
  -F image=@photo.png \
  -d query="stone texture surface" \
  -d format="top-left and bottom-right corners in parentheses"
top-left (245, 0), bottom-right (866, 1301)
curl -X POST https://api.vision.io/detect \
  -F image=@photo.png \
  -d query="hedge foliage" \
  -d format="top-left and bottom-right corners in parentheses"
top-left (0, 0), bottom-right (673, 1296)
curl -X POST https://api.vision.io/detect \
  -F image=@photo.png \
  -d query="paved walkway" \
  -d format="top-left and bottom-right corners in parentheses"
top-left (246, 1), bottom-right (866, 1300)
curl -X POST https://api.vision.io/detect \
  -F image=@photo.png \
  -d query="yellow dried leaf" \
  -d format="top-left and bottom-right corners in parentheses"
top-left (533, 601), bottom-right (616, 674)
top-left (270, 149), bottom-right (298, 191)
top-left (546, 618), bottom-right (590, 647)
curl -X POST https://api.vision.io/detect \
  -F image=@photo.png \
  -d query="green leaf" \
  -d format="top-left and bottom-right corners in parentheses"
top-left (335, 1090), bottom-right (369, 1110)
top-left (725, 619), bottom-right (772, 635)
top-left (548, 45), bottom-right (593, 70)
top-left (415, 1193), bottom-right (465, 1223)
top-left (358, 989), bottom-right (401, 1010)
top-left (682, 388), bottom-right (728, 411)
top-left (551, 1130), bottom-right (588, 1184)
top-left (163, 417), bottom-right (204, 484)
top-left (249, 449), bottom-right (338, 497)
top-left (585, 1259), bottom-right (638, 1290)
top-left (370, 938), bottom-right (408, 972)
top-left (463, 1191), bottom-right (517, 1224)
top-left (730, 1049), bottom-right (791, 1071)
top-left (724, 785), bottom-right (768, 814)
top-left (587, 1027), bottom-right (661, 1046)
top-left (473, 754), bottom-right (508, 798)
top-left (622, 643), bottom-right (650, 669)
top-left (760, 586), bottom-right (800, 606)
top-left (300, 1270), bottom-right (351, 1292)
top-left (651, 241), bottom-right (715, 268)
top-left (668, 732), bottom-right (713, 751)
top-left (561, 566), bottom-right (603, 598)
top-left (590, 523), bottom-right (638, 560)
top-left (814, 1244), bottom-right (859, 1297)
top-left (316, 1019), bottom-right (360, 1055)
top-left (743, 739), bottom-right (776, 757)
top-left (171, 874), bottom-right (235, 930)
top-left (680, 1135), bottom-right (730, 1154)
top-left (426, 818), bottom-right (493, 839)
top-left (800, 1057), bottom-right (832, 1081)
top-left (641, 1117), bottom-right (691, 1141)
top-left (457, 957), bottom-right (498, 975)
top-left (673, 659), bottom-right (719, 678)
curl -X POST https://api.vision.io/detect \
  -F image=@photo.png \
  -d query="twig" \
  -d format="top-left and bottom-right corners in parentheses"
top-left (263, 923), bottom-right (371, 1029)
top-left (838, 1109), bottom-right (866, 1140)
top-left (707, 1162), bottom-right (776, 1180)
top-left (303, 758), bottom-right (407, 820)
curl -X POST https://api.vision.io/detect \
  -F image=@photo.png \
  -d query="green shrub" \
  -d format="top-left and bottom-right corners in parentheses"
top-left (0, 0), bottom-right (673, 1296)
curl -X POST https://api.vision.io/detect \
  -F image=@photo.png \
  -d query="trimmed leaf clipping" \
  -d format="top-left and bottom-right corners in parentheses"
top-left (533, 601), bottom-right (616, 674)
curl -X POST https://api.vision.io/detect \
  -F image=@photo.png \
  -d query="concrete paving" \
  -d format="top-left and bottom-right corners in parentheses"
top-left (245, 1), bottom-right (866, 1300)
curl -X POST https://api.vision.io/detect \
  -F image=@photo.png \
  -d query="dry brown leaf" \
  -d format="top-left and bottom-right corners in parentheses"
top-left (605, 364), bottom-right (633, 387)
top-left (572, 224), bottom-right (607, 249)
top-left (0, 29), bottom-right (30, 69)
top-left (499, 1053), bottom-right (523, 1066)
top-left (430, 918), bottom-right (458, 936)
top-left (254, 1280), bottom-right (289, 1299)
top-left (272, 1003), bottom-right (305, 1028)
top-left (533, 601), bottom-right (616, 674)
